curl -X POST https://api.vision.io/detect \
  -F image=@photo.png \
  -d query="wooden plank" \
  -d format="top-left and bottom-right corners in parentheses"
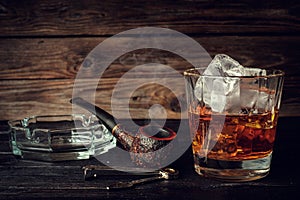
top-left (0, 118), bottom-right (299, 199)
top-left (0, 36), bottom-right (299, 79)
top-left (0, 0), bottom-right (299, 36)
top-left (0, 78), bottom-right (298, 120)
top-left (0, 78), bottom-right (185, 120)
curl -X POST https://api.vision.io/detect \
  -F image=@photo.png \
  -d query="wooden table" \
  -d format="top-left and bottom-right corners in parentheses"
top-left (0, 1), bottom-right (299, 199)
top-left (0, 117), bottom-right (299, 200)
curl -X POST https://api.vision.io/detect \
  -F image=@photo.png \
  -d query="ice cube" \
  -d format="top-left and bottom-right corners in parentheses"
top-left (194, 54), bottom-right (244, 103)
top-left (257, 90), bottom-right (274, 111)
top-left (244, 68), bottom-right (266, 76)
top-left (194, 54), bottom-right (267, 113)
top-left (204, 54), bottom-right (244, 77)
top-left (241, 88), bottom-right (258, 109)
top-left (210, 78), bottom-right (240, 112)
top-left (210, 79), bottom-right (226, 113)
top-left (240, 87), bottom-right (274, 112)
top-left (240, 70), bottom-right (270, 112)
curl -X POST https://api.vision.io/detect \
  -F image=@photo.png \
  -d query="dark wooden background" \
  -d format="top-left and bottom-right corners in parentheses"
top-left (0, 0), bottom-right (299, 120)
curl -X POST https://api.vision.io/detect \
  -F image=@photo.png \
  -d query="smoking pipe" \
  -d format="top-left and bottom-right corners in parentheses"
top-left (70, 97), bottom-right (176, 167)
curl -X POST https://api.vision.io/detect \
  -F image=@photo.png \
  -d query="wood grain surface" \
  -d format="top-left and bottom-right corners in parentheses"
top-left (0, 117), bottom-right (299, 199)
top-left (0, 36), bottom-right (298, 79)
top-left (0, 0), bottom-right (299, 36)
top-left (0, 0), bottom-right (299, 120)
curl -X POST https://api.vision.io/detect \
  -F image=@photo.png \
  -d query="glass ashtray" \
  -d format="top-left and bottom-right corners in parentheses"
top-left (8, 114), bottom-right (116, 161)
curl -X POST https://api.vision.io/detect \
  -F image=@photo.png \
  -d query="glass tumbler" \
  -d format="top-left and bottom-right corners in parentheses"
top-left (184, 68), bottom-right (284, 181)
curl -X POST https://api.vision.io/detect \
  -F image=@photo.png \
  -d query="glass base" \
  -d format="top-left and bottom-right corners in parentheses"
top-left (16, 140), bottom-right (116, 162)
top-left (19, 150), bottom-right (92, 162)
top-left (194, 154), bottom-right (272, 182)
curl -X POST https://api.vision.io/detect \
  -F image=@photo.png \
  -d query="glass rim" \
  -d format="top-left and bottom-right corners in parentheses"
top-left (183, 68), bottom-right (285, 78)
top-left (8, 114), bottom-right (101, 131)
